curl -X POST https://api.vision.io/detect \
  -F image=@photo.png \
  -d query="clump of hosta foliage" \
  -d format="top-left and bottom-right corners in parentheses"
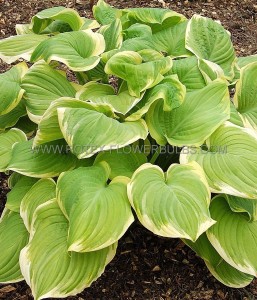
top-left (1, 1), bottom-right (257, 299)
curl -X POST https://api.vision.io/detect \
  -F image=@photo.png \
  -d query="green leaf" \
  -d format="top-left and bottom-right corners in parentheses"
top-left (57, 163), bottom-right (134, 252)
top-left (123, 23), bottom-right (152, 40)
top-left (21, 62), bottom-right (76, 123)
top-left (123, 8), bottom-right (186, 32)
top-left (6, 174), bottom-right (38, 212)
top-left (94, 147), bottom-right (147, 179)
top-left (20, 199), bottom-right (117, 300)
top-left (93, 0), bottom-right (122, 25)
top-left (225, 194), bottom-right (257, 222)
top-left (180, 122), bottom-right (257, 199)
top-left (152, 21), bottom-right (191, 57)
top-left (237, 54), bottom-right (257, 69)
top-left (234, 62), bottom-right (257, 130)
top-left (0, 34), bottom-right (49, 64)
top-left (98, 18), bottom-right (122, 51)
top-left (30, 6), bottom-right (85, 33)
top-left (77, 82), bottom-right (143, 115)
top-left (8, 139), bottom-right (84, 178)
top-left (146, 80), bottom-right (230, 146)
top-left (198, 59), bottom-right (226, 82)
top-left (57, 107), bottom-right (148, 158)
top-left (126, 75), bottom-right (186, 121)
top-left (33, 97), bottom-right (113, 147)
top-left (0, 128), bottom-right (27, 172)
top-left (186, 15), bottom-right (236, 79)
top-left (229, 102), bottom-right (244, 127)
top-left (184, 233), bottom-right (253, 288)
top-left (0, 211), bottom-right (29, 283)
top-left (0, 62), bottom-right (28, 115)
top-left (105, 51), bottom-right (173, 97)
top-left (166, 57), bottom-right (206, 91)
top-left (128, 162), bottom-right (214, 241)
top-left (207, 195), bottom-right (257, 276)
top-left (15, 24), bottom-right (33, 35)
top-left (20, 179), bottom-right (56, 232)
top-left (0, 101), bottom-right (27, 131)
top-left (31, 30), bottom-right (105, 72)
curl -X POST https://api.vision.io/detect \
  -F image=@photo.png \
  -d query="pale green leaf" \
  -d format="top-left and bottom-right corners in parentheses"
top-left (237, 55), bottom-right (257, 69)
top-left (105, 51), bottom-right (173, 97)
top-left (20, 199), bottom-right (117, 300)
top-left (98, 19), bottom-right (122, 51)
top-left (0, 62), bottom-right (28, 115)
top-left (8, 139), bottom-right (83, 178)
top-left (166, 56), bottom-right (206, 91)
top-left (15, 24), bottom-right (33, 35)
top-left (0, 128), bottom-right (27, 172)
top-left (31, 30), bottom-right (105, 72)
top-left (126, 75), bottom-right (186, 121)
top-left (33, 97), bottom-right (113, 147)
top-left (93, 0), bottom-right (122, 25)
top-left (20, 179), bottom-right (56, 232)
top-left (184, 233), bottom-right (253, 288)
top-left (30, 6), bottom-right (85, 33)
top-left (94, 147), bottom-right (147, 179)
top-left (57, 163), bottom-right (134, 252)
top-left (77, 81), bottom-right (143, 115)
top-left (186, 15), bottom-right (236, 79)
top-left (21, 62), bottom-right (76, 123)
top-left (0, 211), bottom-right (29, 283)
top-left (229, 102), bottom-right (244, 127)
top-left (128, 162), bottom-right (214, 241)
top-left (0, 34), bottom-right (49, 64)
top-left (6, 175), bottom-right (38, 212)
top-left (234, 62), bottom-right (257, 130)
top-left (146, 80), bottom-right (230, 146)
top-left (207, 195), bottom-right (257, 276)
top-left (57, 107), bottom-right (148, 158)
top-left (180, 122), bottom-right (257, 199)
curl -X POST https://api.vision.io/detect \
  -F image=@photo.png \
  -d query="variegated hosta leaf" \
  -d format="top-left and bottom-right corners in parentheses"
top-left (128, 162), bottom-right (214, 241)
top-left (30, 6), bottom-right (85, 33)
top-left (6, 174), bottom-right (38, 212)
top-left (20, 179), bottom-right (56, 232)
top-left (123, 7), bottom-right (186, 32)
top-left (57, 106), bottom-right (148, 158)
top-left (184, 233), bottom-right (253, 288)
top-left (180, 122), bottom-right (257, 199)
top-left (123, 23), bottom-right (152, 40)
top-left (152, 21), bottom-right (191, 57)
top-left (98, 19), bottom-right (122, 52)
top-left (186, 15), bottom-right (236, 79)
top-left (146, 80), bottom-right (230, 146)
top-left (0, 210), bottom-right (29, 283)
top-left (0, 128), bottom-right (27, 172)
top-left (166, 56), bottom-right (206, 91)
top-left (237, 54), bottom-right (257, 69)
top-left (93, 0), bottom-right (122, 25)
top-left (0, 34), bottom-right (49, 64)
top-left (104, 51), bottom-right (173, 97)
top-left (225, 194), bottom-right (257, 222)
top-left (0, 100), bottom-right (27, 131)
top-left (94, 147), bottom-right (147, 179)
top-left (229, 102), bottom-right (244, 127)
top-left (126, 75), bottom-right (186, 121)
top-left (20, 199), bottom-right (117, 300)
top-left (0, 63), bottom-right (28, 115)
top-left (31, 30), bottom-right (105, 72)
top-left (21, 62), bottom-right (76, 123)
top-left (198, 59), bottom-right (226, 82)
top-left (33, 97), bottom-right (113, 147)
top-left (57, 163), bottom-right (134, 251)
top-left (77, 81), bottom-right (143, 115)
top-left (207, 195), bottom-right (257, 276)
top-left (15, 24), bottom-right (33, 35)
top-left (234, 62), bottom-right (257, 130)
top-left (7, 139), bottom-right (88, 178)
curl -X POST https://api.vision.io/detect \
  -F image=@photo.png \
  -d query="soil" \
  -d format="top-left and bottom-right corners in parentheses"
top-left (0, 0), bottom-right (257, 299)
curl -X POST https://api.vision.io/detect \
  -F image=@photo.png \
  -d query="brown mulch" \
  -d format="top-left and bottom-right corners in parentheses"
top-left (0, 0), bottom-right (257, 299)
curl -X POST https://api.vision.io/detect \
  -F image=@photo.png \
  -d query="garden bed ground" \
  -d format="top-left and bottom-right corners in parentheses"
top-left (0, 0), bottom-right (257, 299)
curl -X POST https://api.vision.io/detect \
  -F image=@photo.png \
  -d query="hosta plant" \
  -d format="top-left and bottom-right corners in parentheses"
top-left (0, 1), bottom-right (257, 298)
